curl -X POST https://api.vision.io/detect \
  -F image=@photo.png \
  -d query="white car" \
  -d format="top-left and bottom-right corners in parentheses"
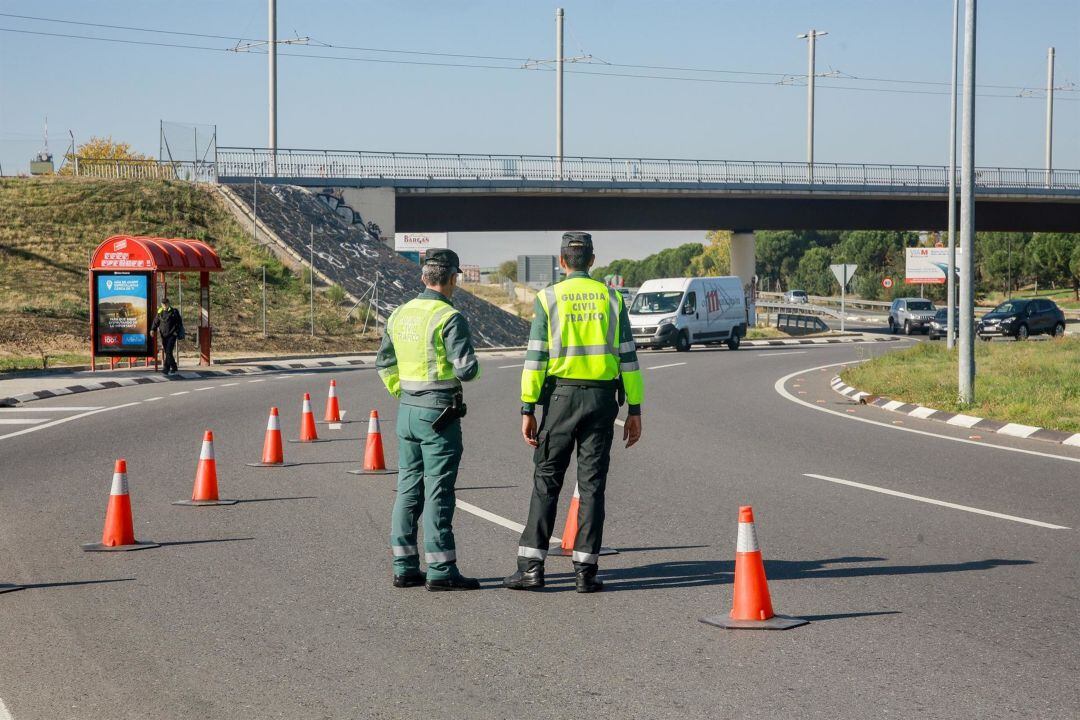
top-left (629, 276), bottom-right (752, 352)
top-left (783, 290), bottom-right (809, 304)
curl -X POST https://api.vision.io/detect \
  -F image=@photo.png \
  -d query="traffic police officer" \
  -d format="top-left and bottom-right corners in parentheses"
top-left (504, 232), bottom-right (644, 593)
top-left (376, 248), bottom-right (482, 591)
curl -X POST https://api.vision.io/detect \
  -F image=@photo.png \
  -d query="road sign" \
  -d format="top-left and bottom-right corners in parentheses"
top-left (829, 264), bottom-right (857, 288)
top-left (882, 277), bottom-right (894, 289)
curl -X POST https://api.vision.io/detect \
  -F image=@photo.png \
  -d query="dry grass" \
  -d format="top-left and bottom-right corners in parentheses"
top-left (0, 176), bottom-right (378, 367)
top-left (841, 338), bottom-right (1080, 433)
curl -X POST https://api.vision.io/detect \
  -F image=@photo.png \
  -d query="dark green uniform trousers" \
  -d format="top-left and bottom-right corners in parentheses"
top-left (390, 404), bottom-right (463, 580)
top-left (516, 384), bottom-right (619, 570)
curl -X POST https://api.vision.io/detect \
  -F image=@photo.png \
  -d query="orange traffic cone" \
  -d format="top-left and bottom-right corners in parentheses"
top-left (173, 430), bottom-right (238, 506)
top-left (289, 393), bottom-right (330, 443)
top-left (347, 410), bottom-right (396, 475)
top-left (320, 380), bottom-right (347, 427)
top-left (548, 482), bottom-right (618, 557)
top-left (247, 407), bottom-right (297, 468)
top-left (81, 459), bottom-right (159, 552)
top-left (700, 506), bottom-right (807, 630)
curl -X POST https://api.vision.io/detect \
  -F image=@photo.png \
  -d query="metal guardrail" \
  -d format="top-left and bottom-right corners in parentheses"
top-left (215, 148), bottom-right (1080, 191)
top-left (73, 158), bottom-right (216, 182)
top-left (757, 301), bottom-right (842, 320)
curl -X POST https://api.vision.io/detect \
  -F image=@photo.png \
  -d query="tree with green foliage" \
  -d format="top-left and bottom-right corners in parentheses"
top-left (1029, 233), bottom-right (1080, 299)
top-left (592, 242), bottom-right (704, 286)
top-left (495, 259), bottom-right (518, 282)
top-left (792, 246), bottom-right (835, 296)
top-left (686, 230), bottom-right (730, 276)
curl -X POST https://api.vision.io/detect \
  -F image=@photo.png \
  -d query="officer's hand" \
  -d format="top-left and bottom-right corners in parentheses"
top-left (623, 414), bottom-right (642, 449)
top-left (521, 414), bottom-right (539, 448)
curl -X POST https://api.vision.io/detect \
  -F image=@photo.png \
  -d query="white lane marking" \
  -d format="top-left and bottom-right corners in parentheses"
top-left (882, 400), bottom-right (906, 411)
top-left (194, 386), bottom-right (216, 392)
top-left (498, 363), bottom-right (524, 369)
top-left (456, 499), bottom-right (563, 544)
top-left (248, 379), bottom-right (266, 383)
top-left (170, 391), bottom-right (189, 396)
top-left (647, 362), bottom-right (686, 370)
top-left (805, 474), bottom-right (1069, 530)
top-left (946, 414), bottom-right (982, 428)
top-left (0, 406), bottom-right (102, 412)
top-left (0, 695), bottom-right (13, 720)
top-left (757, 351), bottom-right (808, 357)
top-left (998, 423), bottom-right (1040, 439)
top-left (909, 406), bottom-right (937, 419)
top-left (145, 396), bottom-right (163, 402)
top-left (614, 418), bottom-right (625, 427)
top-left (0, 418), bottom-right (48, 425)
top-left (774, 362), bottom-right (1080, 466)
top-left (221, 382), bottom-right (239, 387)
top-left (0, 402), bottom-right (141, 442)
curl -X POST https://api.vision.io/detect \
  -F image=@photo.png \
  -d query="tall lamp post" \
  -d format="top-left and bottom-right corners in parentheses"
top-left (946, 0), bottom-right (959, 349)
top-left (797, 29), bottom-right (827, 183)
top-left (958, 0), bottom-right (977, 404)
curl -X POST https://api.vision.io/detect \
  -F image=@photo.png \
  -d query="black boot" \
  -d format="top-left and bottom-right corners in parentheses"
top-left (425, 575), bottom-right (480, 591)
top-left (503, 566), bottom-right (545, 591)
top-left (392, 570), bottom-right (427, 588)
top-left (575, 565), bottom-right (603, 593)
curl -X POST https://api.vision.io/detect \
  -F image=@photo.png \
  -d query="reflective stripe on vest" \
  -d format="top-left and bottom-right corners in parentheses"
top-left (540, 277), bottom-right (623, 381)
top-left (388, 298), bottom-right (462, 391)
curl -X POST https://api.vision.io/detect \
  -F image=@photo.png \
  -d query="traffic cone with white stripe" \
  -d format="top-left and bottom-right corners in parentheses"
top-left (81, 459), bottom-right (159, 552)
top-left (173, 430), bottom-right (238, 506)
top-left (700, 506), bottom-right (806, 630)
top-left (347, 410), bottom-right (396, 475)
top-left (289, 393), bottom-right (330, 443)
top-left (548, 482), bottom-right (618, 557)
top-left (247, 407), bottom-right (297, 467)
top-left (320, 379), bottom-right (347, 428)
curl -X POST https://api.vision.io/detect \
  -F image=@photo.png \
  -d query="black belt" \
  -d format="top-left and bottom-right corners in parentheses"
top-left (553, 377), bottom-right (618, 389)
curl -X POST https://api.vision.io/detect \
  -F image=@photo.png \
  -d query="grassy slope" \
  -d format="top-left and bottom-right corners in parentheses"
top-left (841, 339), bottom-right (1080, 433)
top-left (0, 177), bottom-right (375, 365)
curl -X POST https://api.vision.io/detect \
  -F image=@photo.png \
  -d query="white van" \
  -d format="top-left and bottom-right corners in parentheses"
top-left (628, 276), bottom-right (752, 352)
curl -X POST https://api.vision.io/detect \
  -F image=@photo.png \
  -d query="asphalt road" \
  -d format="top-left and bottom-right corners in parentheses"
top-left (1, 337), bottom-right (1078, 719)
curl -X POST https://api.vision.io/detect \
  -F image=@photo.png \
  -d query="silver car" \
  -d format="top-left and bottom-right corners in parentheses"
top-left (889, 298), bottom-right (937, 335)
top-left (783, 289), bottom-right (809, 304)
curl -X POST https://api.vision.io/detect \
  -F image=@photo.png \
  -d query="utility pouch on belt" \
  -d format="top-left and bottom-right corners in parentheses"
top-left (616, 376), bottom-right (626, 407)
top-left (538, 377), bottom-right (556, 407)
top-left (432, 392), bottom-right (466, 432)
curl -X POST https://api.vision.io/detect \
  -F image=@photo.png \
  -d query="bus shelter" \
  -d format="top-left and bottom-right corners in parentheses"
top-left (89, 235), bottom-right (223, 369)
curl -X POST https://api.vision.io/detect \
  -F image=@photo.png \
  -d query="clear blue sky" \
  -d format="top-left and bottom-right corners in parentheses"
top-left (1, 1), bottom-right (1077, 265)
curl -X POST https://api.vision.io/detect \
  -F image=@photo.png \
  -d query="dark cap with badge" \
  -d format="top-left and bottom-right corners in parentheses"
top-left (424, 248), bottom-right (461, 273)
top-left (561, 231), bottom-right (593, 253)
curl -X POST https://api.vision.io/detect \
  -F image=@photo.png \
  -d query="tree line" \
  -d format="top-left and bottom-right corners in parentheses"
top-left (593, 230), bottom-right (1080, 301)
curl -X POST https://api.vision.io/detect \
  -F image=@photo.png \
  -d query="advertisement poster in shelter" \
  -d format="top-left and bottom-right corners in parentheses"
top-left (93, 271), bottom-right (152, 355)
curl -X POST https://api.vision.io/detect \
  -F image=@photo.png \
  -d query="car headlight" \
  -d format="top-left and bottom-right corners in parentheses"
top-left (658, 317), bottom-right (675, 327)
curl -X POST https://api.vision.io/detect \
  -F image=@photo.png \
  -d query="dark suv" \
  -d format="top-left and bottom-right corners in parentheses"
top-left (977, 298), bottom-right (1066, 341)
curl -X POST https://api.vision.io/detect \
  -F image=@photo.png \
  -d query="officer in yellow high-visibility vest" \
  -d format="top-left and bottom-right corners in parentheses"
top-left (504, 232), bottom-right (644, 593)
top-left (376, 248), bottom-right (482, 591)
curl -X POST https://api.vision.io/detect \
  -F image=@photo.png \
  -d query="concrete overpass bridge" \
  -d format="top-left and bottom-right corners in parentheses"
top-left (215, 147), bottom-right (1080, 284)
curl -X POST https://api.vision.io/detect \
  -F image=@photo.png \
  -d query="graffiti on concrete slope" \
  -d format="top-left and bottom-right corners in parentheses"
top-left (315, 189), bottom-right (381, 241)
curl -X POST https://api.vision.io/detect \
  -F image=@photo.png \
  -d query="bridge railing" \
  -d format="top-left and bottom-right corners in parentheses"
top-left (215, 148), bottom-right (1080, 191)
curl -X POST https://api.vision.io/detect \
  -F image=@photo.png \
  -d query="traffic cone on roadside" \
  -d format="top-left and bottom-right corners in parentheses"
top-left (321, 380), bottom-right (347, 427)
top-left (700, 506), bottom-right (807, 630)
top-left (347, 410), bottom-right (396, 475)
top-left (81, 459), bottom-right (159, 552)
top-left (247, 407), bottom-right (297, 468)
top-left (289, 393), bottom-right (329, 443)
top-left (548, 482), bottom-right (618, 557)
top-left (173, 430), bottom-right (238, 506)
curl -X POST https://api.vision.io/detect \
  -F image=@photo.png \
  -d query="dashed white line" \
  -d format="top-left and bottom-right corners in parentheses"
top-left (170, 391), bottom-right (189, 396)
top-left (0, 406), bottom-right (102, 412)
top-left (248, 379), bottom-right (266, 383)
top-left (194, 386), bottom-right (216, 392)
top-left (498, 363), bottom-right (524, 369)
top-left (804, 473), bottom-right (1069, 530)
top-left (0, 402), bottom-right (141, 442)
top-left (456, 499), bottom-right (563, 544)
top-left (0, 695), bottom-right (13, 720)
top-left (0, 419), bottom-right (47, 425)
top-left (757, 351), bottom-right (808, 357)
top-left (647, 362), bottom-right (686, 370)
top-left (145, 397), bottom-right (163, 402)
top-left (221, 383), bottom-right (238, 387)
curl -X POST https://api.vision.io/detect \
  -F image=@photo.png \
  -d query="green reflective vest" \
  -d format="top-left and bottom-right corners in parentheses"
top-left (381, 298), bottom-right (462, 395)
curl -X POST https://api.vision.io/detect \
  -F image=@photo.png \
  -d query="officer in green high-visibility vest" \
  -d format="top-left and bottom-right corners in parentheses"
top-left (504, 231), bottom-right (644, 593)
top-left (376, 248), bottom-right (482, 591)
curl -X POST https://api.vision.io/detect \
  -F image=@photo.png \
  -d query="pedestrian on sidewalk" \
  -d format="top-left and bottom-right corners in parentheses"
top-left (151, 297), bottom-right (184, 376)
top-left (376, 248), bottom-right (483, 591)
top-left (504, 232), bottom-right (644, 594)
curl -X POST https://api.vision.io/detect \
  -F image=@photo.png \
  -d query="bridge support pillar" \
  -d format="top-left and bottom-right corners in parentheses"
top-left (730, 229), bottom-right (756, 288)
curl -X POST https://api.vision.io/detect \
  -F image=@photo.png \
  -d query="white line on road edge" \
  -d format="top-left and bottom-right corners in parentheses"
top-left (194, 386), bottom-right (216, 392)
top-left (757, 351), bottom-right (808, 357)
top-left (455, 499), bottom-right (563, 544)
top-left (248, 379), bottom-right (266, 383)
top-left (0, 402), bottom-right (141, 442)
top-left (497, 363), bottom-right (524, 369)
top-left (774, 362), bottom-right (1080, 466)
top-left (221, 383), bottom-right (238, 387)
top-left (0, 419), bottom-right (48, 425)
top-left (0, 406), bottom-right (102, 412)
top-left (804, 474), bottom-right (1069, 530)
top-left (145, 397), bottom-right (163, 402)
top-left (647, 362), bottom-right (687, 370)
top-left (170, 391), bottom-right (189, 396)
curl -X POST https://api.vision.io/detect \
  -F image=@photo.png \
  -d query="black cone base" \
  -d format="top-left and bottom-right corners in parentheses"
top-left (81, 541), bottom-right (160, 552)
top-left (699, 614), bottom-right (809, 631)
top-left (245, 461), bottom-right (300, 468)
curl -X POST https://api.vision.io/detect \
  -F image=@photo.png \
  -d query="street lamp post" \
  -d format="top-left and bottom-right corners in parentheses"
top-left (946, 0), bottom-right (959, 349)
top-left (958, 0), bottom-right (977, 404)
top-left (1046, 46), bottom-right (1055, 186)
top-left (268, 0), bottom-right (277, 177)
top-left (555, 8), bottom-right (564, 179)
top-left (797, 29), bottom-right (827, 183)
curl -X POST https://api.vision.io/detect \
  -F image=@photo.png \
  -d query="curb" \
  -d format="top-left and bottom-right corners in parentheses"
top-left (830, 375), bottom-right (1080, 447)
top-left (743, 336), bottom-right (900, 347)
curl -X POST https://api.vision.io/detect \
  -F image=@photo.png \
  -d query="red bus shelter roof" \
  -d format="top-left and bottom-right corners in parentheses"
top-left (90, 235), bottom-right (223, 272)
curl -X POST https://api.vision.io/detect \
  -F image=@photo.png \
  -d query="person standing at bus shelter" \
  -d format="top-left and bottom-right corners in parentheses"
top-left (151, 297), bottom-right (184, 375)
